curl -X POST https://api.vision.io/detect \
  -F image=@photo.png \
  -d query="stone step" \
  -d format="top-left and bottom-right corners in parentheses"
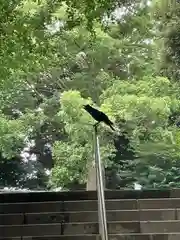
top-left (2, 189), bottom-right (180, 203)
top-left (1, 234), bottom-right (180, 240)
top-left (2, 221), bottom-right (180, 237)
top-left (1, 233), bottom-right (180, 240)
top-left (1, 198), bottom-right (180, 214)
top-left (0, 209), bottom-right (178, 225)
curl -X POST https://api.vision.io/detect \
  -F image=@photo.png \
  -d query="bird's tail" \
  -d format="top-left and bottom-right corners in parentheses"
top-left (108, 120), bottom-right (121, 134)
top-left (107, 119), bottom-right (115, 131)
top-left (109, 124), bottom-right (115, 131)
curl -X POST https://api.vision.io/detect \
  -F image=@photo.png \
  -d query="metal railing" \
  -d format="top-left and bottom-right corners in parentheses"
top-left (94, 125), bottom-right (108, 240)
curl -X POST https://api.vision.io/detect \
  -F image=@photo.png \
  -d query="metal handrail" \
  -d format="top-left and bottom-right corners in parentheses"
top-left (94, 125), bottom-right (108, 240)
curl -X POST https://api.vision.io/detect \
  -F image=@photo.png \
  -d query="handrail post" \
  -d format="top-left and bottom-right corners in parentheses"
top-left (94, 125), bottom-right (108, 240)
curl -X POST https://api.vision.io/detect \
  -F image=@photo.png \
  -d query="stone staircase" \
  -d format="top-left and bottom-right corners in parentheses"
top-left (1, 189), bottom-right (180, 239)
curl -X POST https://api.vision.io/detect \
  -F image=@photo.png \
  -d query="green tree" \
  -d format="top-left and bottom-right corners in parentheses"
top-left (50, 90), bottom-right (115, 188)
top-left (101, 75), bottom-right (180, 188)
top-left (152, 0), bottom-right (180, 80)
top-left (2, 0), bottom-right (177, 190)
top-left (51, 76), bottom-right (180, 189)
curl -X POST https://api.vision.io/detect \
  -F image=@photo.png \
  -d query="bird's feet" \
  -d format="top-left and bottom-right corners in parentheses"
top-left (93, 122), bottom-right (100, 132)
top-left (93, 122), bottom-right (99, 127)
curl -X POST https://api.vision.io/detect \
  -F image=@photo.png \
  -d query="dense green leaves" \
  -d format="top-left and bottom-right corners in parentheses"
top-left (50, 90), bottom-right (115, 188)
top-left (50, 75), bottom-right (180, 188)
top-left (152, 0), bottom-right (180, 80)
top-left (1, 0), bottom-right (180, 190)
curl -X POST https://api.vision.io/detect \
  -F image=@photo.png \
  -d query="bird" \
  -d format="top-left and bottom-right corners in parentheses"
top-left (83, 104), bottom-right (115, 131)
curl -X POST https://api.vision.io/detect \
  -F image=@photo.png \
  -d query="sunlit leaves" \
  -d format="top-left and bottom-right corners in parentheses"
top-left (152, 0), bottom-right (180, 79)
top-left (51, 90), bottom-right (115, 187)
top-left (0, 115), bottom-right (26, 158)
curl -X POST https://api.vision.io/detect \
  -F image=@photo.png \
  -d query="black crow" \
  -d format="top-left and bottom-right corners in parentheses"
top-left (83, 104), bottom-right (115, 130)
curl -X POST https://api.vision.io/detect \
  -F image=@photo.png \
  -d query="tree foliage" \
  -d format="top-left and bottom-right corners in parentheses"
top-left (1, 0), bottom-right (180, 190)
top-left (152, 0), bottom-right (180, 80)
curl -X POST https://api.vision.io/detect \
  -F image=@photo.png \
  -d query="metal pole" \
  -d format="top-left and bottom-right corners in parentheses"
top-left (94, 124), bottom-right (108, 240)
